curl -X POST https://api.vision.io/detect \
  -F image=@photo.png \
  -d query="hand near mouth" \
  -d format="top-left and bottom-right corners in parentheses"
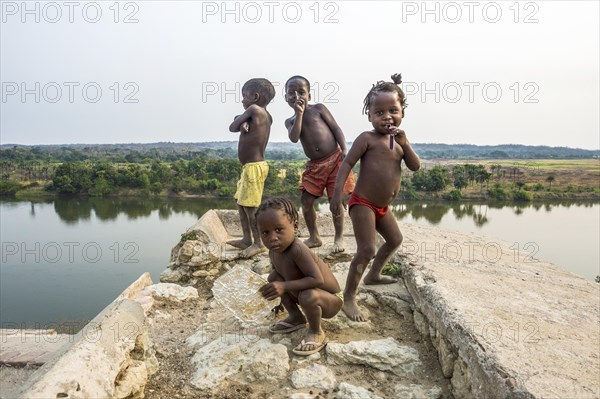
top-left (384, 125), bottom-right (408, 147)
top-left (292, 91), bottom-right (305, 113)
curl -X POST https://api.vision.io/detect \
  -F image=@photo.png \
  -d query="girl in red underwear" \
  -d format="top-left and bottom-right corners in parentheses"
top-left (330, 73), bottom-right (421, 322)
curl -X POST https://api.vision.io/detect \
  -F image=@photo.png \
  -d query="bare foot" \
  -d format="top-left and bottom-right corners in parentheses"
top-left (342, 300), bottom-right (367, 322)
top-left (363, 274), bottom-right (398, 285)
top-left (303, 237), bottom-right (323, 248)
top-left (331, 238), bottom-right (345, 253)
top-left (226, 239), bottom-right (251, 250)
top-left (240, 243), bottom-right (267, 258)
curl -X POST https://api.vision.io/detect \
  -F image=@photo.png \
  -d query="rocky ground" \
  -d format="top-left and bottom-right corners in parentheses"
top-left (143, 248), bottom-right (451, 399)
top-left (4, 209), bottom-right (597, 398)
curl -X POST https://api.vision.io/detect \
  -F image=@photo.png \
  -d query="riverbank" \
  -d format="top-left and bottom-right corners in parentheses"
top-left (3, 157), bottom-right (599, 202)
top-left (8, 185), bottom-right (600, 202)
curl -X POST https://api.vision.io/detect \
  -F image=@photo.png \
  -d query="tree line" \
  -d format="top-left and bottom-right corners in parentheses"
top-left (2, 155), bottom-right (575, 202)
top-left (2, 142), bottom-right (597, 164)
top-left (0, 158), bottom-right (305, 197)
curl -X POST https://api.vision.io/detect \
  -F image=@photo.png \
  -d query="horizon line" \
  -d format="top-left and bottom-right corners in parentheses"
top-left (1, 141), bottom-right (599, 152)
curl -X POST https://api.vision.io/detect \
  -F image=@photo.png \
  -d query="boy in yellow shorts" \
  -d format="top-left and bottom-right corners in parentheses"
top-left (227, 78), bottom-right (275, 258)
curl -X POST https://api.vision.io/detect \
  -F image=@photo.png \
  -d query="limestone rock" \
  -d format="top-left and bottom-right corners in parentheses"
top-left (289, 364), bottom-right (336, 389)
top-left (326, 338), bottom-right (420, 375)
top-left (393, 383), bottom-right (443, 399)
top-left (288, 392), bottom-right (314, 399)
top-left (147, 283), bottom-right (198, 302)
top-left (113, 360), bottom-right (147, 399)
top-left (211, 265), bottom-right (273, 324)
top-left (335, 382), bottom-right (383, 399)
top-left (451, 357), bottom-right (473, 399)
top-left (18, 300), bottom-right (150, 399)
top-left (288, 394), bottom-right (313, 399)
top-left (252, 258), bottom-right (273, 275)
top-left (159, 267), bottom-right (186, 284)
top-left (178, 240), bottom-right (220, 268)
top-left (190, 334), bottom-right (289, 390)
top-left (322, 311), bottom-right (373, 332)
top-left (413, 310), bottom-right (430, 338)
top-left (433, 333), bottom-right (455, 378)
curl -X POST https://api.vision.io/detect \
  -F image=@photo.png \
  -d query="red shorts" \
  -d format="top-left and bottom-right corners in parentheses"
top-left (348, 192), bottom-right (389, 220)
top-left (300, 148), bottom-right (355, 198)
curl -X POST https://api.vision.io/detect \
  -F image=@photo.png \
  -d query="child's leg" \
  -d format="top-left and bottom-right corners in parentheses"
top-left (268, 272), bottom-right (306, 331)
top-left (227, 204), bottom-right (252, 249)
top-left (329, 196), bottom-right (345, 253)
top-left (343, 205), bottom-right (377, 322)
top-left (301, 190), bottom-right (322, 248)
top-left (295, 288), bottom-right (342, 351)
top-left (364, 211), bottom-right (403, 284)
top-left (240, 205), bottom-right (266, 258)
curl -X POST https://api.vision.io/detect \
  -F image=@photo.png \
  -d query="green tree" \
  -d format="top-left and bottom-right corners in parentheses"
top-left (451, 165), bottom-right (468, 191)
top-left (412, 166), bottom-right (450, 192)
top-left (546, 175), bottom-right (555, 190)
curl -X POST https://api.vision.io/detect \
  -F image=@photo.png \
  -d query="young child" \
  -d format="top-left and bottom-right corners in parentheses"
top-left (284, 75), bottom-right (355, 253)
top-left (330, 74), bottom-right (421, 322)
top-left (226, 78), bottom-right (275, 258)
top-left (257, 197), bottom-right (343, 356)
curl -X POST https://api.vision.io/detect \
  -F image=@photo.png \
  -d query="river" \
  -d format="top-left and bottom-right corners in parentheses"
top-left (1, 197), bottom-right (598, 328)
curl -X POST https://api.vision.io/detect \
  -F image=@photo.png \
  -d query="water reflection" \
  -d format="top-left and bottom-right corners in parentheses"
top-left (23, 197), bottom-right (238, 224)
top-left (391, 202), bottom-right (490, 226)
top-left (390, 200), bottom-right (599, 227)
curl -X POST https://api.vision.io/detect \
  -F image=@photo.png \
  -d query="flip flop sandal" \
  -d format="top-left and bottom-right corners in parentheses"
top-left (292, 338), bottom-right (329, 356)
top-left (268, 320), bottom-right (306, 334)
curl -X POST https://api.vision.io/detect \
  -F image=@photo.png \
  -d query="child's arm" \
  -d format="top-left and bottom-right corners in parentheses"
top-left (330, 133), bottom-right (368, 215)
top-left (286, 96), bottom-right (305, 143)
top-left (259, 244), bottom-right (325, 300)
top-left (317, 104), bottom-right (348, 157)
top-left (229, 105), bottom-right (262, 132)
top-left (393, 129), bottom-right (421, 171)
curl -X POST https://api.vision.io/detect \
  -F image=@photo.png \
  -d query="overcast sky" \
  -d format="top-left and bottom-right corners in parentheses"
top-left (1, 1), bottom-right (598, 149)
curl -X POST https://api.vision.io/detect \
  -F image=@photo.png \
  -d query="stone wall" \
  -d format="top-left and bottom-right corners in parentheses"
top-left (396, 221), bottom-right (599, 398)
top-left (18, 274), bottom-right (158, 399)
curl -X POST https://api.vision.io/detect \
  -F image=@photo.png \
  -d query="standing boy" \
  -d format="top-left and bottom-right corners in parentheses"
top-left (227, 78), bottom-right (275, 258)
top-left (285, 75), bottom-right (355, 253)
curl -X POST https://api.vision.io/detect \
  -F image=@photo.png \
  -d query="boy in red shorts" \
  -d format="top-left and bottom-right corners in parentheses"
top-left (285, 75), bottom-right (355, 253)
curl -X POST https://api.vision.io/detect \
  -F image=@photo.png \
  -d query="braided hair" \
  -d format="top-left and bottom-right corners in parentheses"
top-left (256, 196), bottom-right (299, 227)
top-left (362, 73), bottom-right (407, 115)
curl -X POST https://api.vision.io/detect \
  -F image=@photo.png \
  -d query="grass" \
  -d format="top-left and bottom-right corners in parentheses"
top-left (382, 262), bottom-right (403, 278)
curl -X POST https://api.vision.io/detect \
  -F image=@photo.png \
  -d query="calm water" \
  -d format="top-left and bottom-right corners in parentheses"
top-left (1, 198), bottom-right (598, 328)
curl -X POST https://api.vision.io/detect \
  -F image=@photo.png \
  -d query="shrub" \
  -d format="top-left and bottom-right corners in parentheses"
top-left (487, 183), bottom-right (507, 200)
top-left (180, 232), bottom-right (198, 242)
top-left (512, 189), bottom-right (532, 201)
top-left (0, 180), bottom-right (22, 196)
top-left (443, 189), bottom-right (462, 201)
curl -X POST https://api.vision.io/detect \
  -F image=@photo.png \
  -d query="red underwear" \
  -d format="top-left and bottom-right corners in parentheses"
top-left (348, 192), bottom-right (389, 220)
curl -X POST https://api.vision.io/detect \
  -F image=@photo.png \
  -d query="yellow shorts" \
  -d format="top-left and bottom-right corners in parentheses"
top-left (234, 161), bottom-right (269, 207)
top-left (334, 291), bottom-right (344, 304)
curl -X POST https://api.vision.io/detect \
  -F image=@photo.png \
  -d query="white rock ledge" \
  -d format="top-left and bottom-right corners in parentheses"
top-left (18, 273), bottom-right (157, 399)
top-left (399, 223), bottom-right (600, 399)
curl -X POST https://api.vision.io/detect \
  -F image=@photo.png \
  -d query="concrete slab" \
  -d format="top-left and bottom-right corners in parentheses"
top-left (398, 222), bottom-right (600, 398)
top-left (0, 330), bottom-right (72, 366)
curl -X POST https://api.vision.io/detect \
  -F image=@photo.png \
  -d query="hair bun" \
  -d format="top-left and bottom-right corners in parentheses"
top-left (391, 73), bottom-right (402, 85)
